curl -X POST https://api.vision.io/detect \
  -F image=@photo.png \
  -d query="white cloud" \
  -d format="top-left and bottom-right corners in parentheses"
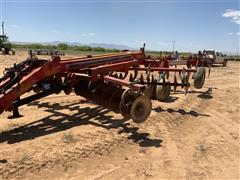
top-left (8, 24), bottom-right (19, 28)
top-left (228, 32), bottom-right (234, 35)
top-left (237, 32), bottom-right (240, 36)
top-left (222, 9), bottom-right (240, 24)
top-left (81, 33), bottom-right (87, 37)
top-left (89, 33), bottom-right (95, 36)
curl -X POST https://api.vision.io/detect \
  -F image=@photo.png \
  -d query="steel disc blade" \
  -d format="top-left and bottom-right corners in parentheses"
top-left (120, 89), bottom-right (136, 119)
top-left (151, 74), bottom-right (155, 83)
top-left (74, 80), bottom-right (88, 96)
top-left (109, 88), bottom-right (124, 113)
top-left (155, 80), bottom-right (171, 101)
top-left (63, 85), bottom-right (72, 95)
top-left (120, 89), bottom-right (136, 106)
top-left (112, 72), bottom-right (118, 78)
top-left (140, 74), bottom-right (144, 83)
top-left (120, 104), bottom-right (131, 120)
top-left (52, 76), bottom-right (63, 94)
top-left (130, 95), bottom-right (152, 123)
top-left (144, 84), bottom-right (155, 98)
top-left (129, 73), bottom-right (134, 82)
top-left (133, 70), bottom-right (138, 79)
top-left (88, 80), bottom-right (104, 93)
top-left (101, 85), bottom-right (118, 108)
top-left (173, 73), bottom-right (177, 93)
top-left (123, 72), bottom-right (129, 79)
top-left (93, 83), bottom-right (109, 105)
top-left (119, 73), bottom-right (123, 79)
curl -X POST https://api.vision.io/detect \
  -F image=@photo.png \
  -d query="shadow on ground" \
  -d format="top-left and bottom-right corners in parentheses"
top-left (161, 96), bottom-right (179, 103)
top-left (0, 101), bottom-right (162, 148)
top-left (153, 107), bottom-right (210, 117)
top-left (174, 87), bottom-right (214, 99)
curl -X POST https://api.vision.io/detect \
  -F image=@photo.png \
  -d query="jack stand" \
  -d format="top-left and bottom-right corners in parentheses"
top-left (7, 98), bottom-right (23, 119)
top-left (7, 105), bottom-right (22, 119)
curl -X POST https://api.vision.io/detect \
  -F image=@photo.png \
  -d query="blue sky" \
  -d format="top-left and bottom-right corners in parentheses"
top-left (1, 0), bottom-right (239, 53)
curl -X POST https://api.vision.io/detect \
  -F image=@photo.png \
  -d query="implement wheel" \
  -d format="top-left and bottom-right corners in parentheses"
top-left (194, 67), bottom-right (205, 89)
top-left (1, 48), bottom-right (6, 55)
top-left (130, 95), bottom-right (152, 123)
top-left (11, 49), bottom-right (16, 55)
top-left (223, 60), bottom-right (227, 67)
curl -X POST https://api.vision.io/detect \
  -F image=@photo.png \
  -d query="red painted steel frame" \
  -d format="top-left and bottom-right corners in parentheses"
top-left (129, 67), bottom-right (196, 73)
top-left (103, 76), bottom-right (145, 92)
top-left (0, 50), bottom-right (199, 114)
top-left (145, 56), bottom-right (205, 67)
top-left (0, 51), bottom-right (145, 113)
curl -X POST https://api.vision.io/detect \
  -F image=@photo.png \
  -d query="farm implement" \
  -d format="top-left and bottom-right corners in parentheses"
top-left (0, 45), bottom-right (206, 123)
top-left (165, 50), bottom-right (228, 67)
top-left (28, 49), bottom-right (65, 56)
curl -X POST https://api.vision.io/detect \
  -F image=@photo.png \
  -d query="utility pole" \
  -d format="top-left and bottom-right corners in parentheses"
top-left (172, 40), bottom-right (175, 54)
top-left (1, 21), bottom-right (4, 36)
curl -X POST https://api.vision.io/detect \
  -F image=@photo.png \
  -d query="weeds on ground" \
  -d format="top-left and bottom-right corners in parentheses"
top-left (8, 123), bottom-right (20, 129)
top-left (62, 132), bottom-right (76, 143)
top-left (17, 153), bottom-right (31, 164)
top-left (197, 140), bottom-right (208, 157)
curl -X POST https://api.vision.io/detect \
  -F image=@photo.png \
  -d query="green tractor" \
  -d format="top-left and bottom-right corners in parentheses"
top-left (0, 22), bottom-right (15, 55)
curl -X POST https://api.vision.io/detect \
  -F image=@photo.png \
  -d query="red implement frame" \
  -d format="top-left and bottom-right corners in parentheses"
top-left (0, 50), bottom-right (199, 114)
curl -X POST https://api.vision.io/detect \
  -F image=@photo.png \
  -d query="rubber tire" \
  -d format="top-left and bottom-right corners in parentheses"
top-left (223, 61), bottom-right (227, 67)
top-left (12, 49), bottom-right (16, 55)
top-left (1, 48), bottom-right (5, 55)
top-left (194, 67), bottom-right (206, 89)
top-left (5, 49), bottom-right (10, 55)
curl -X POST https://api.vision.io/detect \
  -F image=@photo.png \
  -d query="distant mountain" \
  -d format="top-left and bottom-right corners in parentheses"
top-left (12, 41), bottom-right (134, 50)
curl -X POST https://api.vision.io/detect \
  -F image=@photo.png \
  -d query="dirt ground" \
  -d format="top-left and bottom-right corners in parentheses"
top-left (0, 52), bottom-right (239, 179)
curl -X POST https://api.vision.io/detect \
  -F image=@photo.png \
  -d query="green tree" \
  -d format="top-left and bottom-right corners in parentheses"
top-left (58, 43), bottom-right (68, 50)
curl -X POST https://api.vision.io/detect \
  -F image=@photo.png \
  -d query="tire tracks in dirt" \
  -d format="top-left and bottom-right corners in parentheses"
top-left (0, 59), bottom-right (239, 179)
top-left (0, 130), bottom-right (130, 179)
